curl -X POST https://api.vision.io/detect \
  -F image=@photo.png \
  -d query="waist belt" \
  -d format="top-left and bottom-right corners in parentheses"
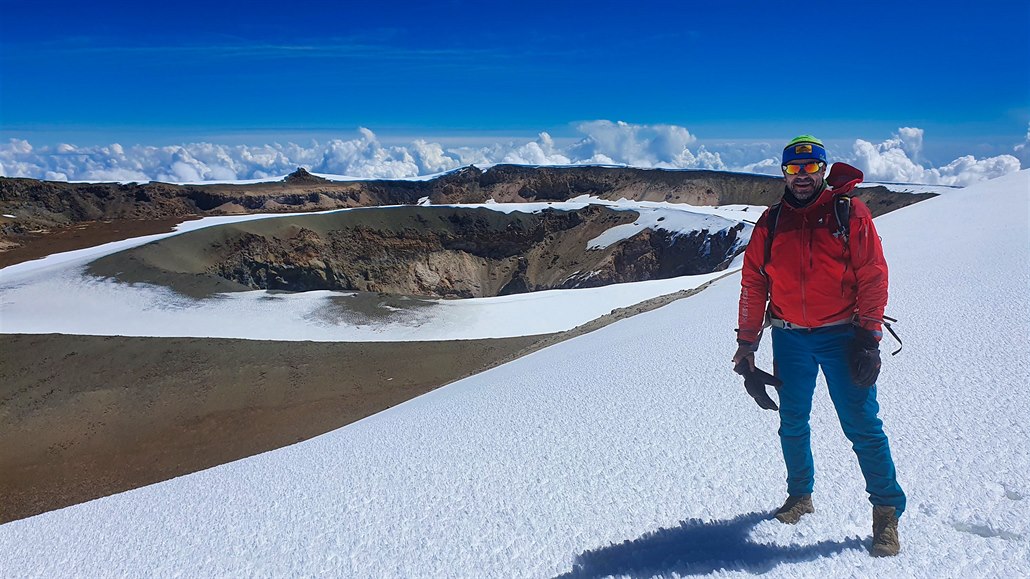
top-left (767, 314), bottom-right (854, 331)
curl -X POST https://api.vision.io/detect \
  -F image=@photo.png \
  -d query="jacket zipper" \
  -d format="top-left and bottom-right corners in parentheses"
top-left (801, 214), bottom-right (808, 325)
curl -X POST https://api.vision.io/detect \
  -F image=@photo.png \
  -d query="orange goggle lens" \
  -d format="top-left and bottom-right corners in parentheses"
top-left (783, 162), bottom-right (824, 175)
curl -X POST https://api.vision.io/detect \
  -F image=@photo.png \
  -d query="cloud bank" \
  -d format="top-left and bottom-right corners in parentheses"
top-left (849, 127), bottom-right (1021, 187)
top-left (0, 122), bottom-right (1022, 187)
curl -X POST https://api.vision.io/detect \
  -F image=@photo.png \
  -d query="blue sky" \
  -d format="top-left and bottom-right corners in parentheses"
top-left (1, 0), bottom-right (1028, 164)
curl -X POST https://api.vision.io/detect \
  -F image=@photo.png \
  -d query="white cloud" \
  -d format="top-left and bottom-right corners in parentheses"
top-left (736, 157), bottom-right (780, 176)
top-left (866, 127), bottom-right (924, 164)
top-left (318, 129), bottom-right (423, 179)
top-left (850, 128), bottom-right (1021, 186)
top-left (930, 154), bottom-right (1023, 186)
top-left (409, 139), bottom-right (462, 174)
top-left (501, 132), bottom-right (571, 165)
top-left (852, 138), bottom-right (925, 183)
top-left (83, 168), bottom-right (152, 182)
top-left (11, 139), bottom-right (33, 154)
top-left (706, 142), bottom-right (775, 169)
top-left (1013, 123), bottom-right (1030, 166)
top-left (566, 120), bottom-right (721, 168)
top-left (0, 123), bottom-right (1022, 186)
top-left (896, 127), bottom-right (924, 162)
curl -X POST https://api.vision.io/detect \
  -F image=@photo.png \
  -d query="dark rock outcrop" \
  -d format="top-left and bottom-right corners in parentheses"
top-left (283, 167), bottom-right (327, 185)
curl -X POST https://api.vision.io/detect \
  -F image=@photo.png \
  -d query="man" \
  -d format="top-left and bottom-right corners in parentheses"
top-left (732, 135), bottom-right (906, 557)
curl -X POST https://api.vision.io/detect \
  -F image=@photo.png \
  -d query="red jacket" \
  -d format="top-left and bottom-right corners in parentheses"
top-left (737, 163), bottom-right (888, 344)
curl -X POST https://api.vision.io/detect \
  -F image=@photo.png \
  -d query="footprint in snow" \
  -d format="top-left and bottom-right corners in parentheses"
top-left (950, 520), bottom-right (1025, 542)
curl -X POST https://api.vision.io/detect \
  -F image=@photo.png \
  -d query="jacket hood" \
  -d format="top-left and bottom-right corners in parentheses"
top-left (826, 162), bottom-right (864, 193)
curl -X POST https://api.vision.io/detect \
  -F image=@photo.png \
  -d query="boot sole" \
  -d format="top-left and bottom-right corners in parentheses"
top-left (871, 544), bottom-right (900, 557)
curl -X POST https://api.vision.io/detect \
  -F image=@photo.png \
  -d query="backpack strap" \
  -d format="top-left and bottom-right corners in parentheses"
top-left (832, 194), bottom-right (852, 243)
top-left (761, 202), bottom-right (782, 278)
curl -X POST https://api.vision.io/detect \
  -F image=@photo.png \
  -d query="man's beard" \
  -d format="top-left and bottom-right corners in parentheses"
top-left (789, 179), bottom-right (819, 200)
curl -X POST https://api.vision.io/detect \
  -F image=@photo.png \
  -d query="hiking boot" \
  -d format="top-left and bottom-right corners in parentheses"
top-left (774, 494), bottom-right (814, 524)
top-left (871, 505), bottom-right (901, 556)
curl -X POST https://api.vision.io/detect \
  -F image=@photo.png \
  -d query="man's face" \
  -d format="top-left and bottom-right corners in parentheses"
top-left (783, 159), bottom-right (826, 200)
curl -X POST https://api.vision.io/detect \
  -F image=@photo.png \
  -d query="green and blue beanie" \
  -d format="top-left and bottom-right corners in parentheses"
top-left (782, 135), bottom-right (827, 164)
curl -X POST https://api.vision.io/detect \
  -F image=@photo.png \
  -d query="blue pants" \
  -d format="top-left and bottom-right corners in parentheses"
top-left (772, 325), bottom-right (906, 516)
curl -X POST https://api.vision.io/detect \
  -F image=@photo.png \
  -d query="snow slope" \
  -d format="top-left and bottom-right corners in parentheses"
top-left (0, 200), bottom-right (755, 341)
top-left (0, 171), bottom-right (1027, 577)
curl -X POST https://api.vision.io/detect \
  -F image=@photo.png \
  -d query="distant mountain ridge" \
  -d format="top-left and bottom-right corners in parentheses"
top-left (0, 165), bottom-right (936, 247)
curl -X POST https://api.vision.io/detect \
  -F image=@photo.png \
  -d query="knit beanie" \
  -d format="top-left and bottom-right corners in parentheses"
top-left (782, 135), bottom-right (827, 164)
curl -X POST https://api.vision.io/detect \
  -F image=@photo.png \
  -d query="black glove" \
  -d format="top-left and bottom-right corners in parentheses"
top-left (850, 327), bottom-right (882, 387)
top-left (734, 359), bottom-right (782, 411)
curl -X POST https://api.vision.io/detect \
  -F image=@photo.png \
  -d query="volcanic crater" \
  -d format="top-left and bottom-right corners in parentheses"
top-left (88, 204), bottom-right (747, 299)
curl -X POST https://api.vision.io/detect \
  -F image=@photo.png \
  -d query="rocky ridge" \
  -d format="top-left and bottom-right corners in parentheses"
top-left (0, 165), bottom-right (933, 239)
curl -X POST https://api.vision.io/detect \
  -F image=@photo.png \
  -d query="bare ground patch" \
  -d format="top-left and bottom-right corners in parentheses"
top-left (0, 269), bottom-right (733, 524)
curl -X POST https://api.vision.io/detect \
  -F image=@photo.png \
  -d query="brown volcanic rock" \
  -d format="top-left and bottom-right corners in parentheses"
top-left (438, 165), bottom-right (935, 217)
top-left (1, 166), bottom-right (936, 265)
top-left (460, 165), bottom-right (778, 205)
top-left (283, 167), bottom-right (328, 185)
top-left (0, 165), bottom-right (936, 230)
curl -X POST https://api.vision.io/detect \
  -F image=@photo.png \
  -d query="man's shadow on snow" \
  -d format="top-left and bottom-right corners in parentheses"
top-left (556, 511), bottom-right (865, 578)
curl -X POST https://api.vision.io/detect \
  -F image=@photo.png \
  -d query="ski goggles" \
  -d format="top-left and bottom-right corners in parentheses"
top-left (782, 161), bottom-right (825, 175)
